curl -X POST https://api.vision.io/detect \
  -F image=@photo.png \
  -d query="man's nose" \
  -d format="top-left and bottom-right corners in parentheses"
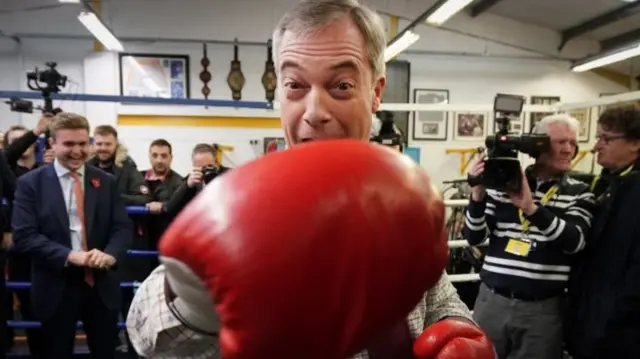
top-left (303, 89), bottom-right (332, 127)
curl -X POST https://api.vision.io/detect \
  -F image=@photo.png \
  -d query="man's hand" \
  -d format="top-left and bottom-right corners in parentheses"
top-left (67, 251), bottom-right (88, 267)
top-left (43, 149), bottom-right (55, 164)
top-left (34, 114), bottom-right (53, 136)
top-left (86, 249), bottom-right (116, 269)
top-left (507, 172), bottom-right (537, 215)
top-left (468, 155), bottom-right (486, 202)
top-left (146, 201), bottom-right (164, 214)
top-left (1, 233), bottom-right (13, 250)
top-left (186, 167), bottom-right (203, 188)
top-left (414, 319), bottom-right (496, 359)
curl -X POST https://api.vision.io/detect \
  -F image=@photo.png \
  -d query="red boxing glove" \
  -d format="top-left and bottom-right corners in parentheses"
top-left (159, 139), bottom-right (448, 359)
top-left (414, 320), bottom-right (496, 359)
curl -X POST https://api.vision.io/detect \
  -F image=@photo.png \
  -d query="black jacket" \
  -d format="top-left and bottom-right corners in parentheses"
top-left (86, 146), bottom-right (150, 206)
top-left (565, 160), bottom-right (640, 359)
top-left (164, 166), bottom-right (230, 217)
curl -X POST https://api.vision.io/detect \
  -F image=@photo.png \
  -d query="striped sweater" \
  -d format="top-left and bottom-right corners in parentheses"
top-left (464, 173), bottom-right (596, 297)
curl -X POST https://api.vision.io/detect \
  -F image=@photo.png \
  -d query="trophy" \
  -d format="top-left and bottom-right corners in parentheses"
top-left (226, 38), bottom-right (245, 101)
top-left (261, 39), bottom-right (277, 102)
top-left (200, 43), bottom-right (212, 100)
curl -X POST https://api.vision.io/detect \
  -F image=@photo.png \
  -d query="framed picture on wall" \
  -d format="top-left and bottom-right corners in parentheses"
top-left (263, 137), bottom-right (286, 154)
top-left (412, 88), bottom-right (449, 141)
top-left (119, 53), bottom-right (191, 99)
top-left (567, 108), bottom-right (591, 143)
top-left (453, 112), bottom-right (487, 141)
top-left (529, 96), bottom-right (560, 131)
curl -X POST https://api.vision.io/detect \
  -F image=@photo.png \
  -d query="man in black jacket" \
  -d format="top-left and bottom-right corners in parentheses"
top-left (164, 143), bottom-right (230, 217)
top-left (2, 114), bottom-right (52, 357)
top-left (0, 148), bottom-right (17, 359)
top-left (565, 103), bottom-right (640, 359)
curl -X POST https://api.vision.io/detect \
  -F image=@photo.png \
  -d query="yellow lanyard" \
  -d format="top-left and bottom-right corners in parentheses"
top-left (590, 165), bottom-right (634, 192)
top-left (518, 185), bottom-right (558, 234)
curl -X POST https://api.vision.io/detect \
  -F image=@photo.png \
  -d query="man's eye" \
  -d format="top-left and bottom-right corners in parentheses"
top-left (336, 82), bottom-right (353, 91)
top-left (285, 82), bottom-right (301, 89)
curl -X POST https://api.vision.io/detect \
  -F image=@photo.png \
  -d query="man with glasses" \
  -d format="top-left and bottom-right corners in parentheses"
top-left (565, 103), bottom-right (640, 359)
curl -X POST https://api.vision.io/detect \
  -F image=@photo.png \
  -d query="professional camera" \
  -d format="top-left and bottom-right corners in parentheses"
top-left (371, 111), bottom-right (404, 151)
top-left (467, 94), bottom-right (550, 192)
top-left (4, 62), bottom-right (68, 149)
top-left (202, 165), bottom-right (222, 184)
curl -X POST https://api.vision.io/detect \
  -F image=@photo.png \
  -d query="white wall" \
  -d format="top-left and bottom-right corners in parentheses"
top-left (0, 0), bottom-right (629, 184)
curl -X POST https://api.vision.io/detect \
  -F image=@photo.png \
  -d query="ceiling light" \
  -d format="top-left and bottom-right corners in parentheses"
top-left (385, 30), bottom-right (420, 62)
top-left (426, 0), bottom-right (475, 25)
top-left (58, 0), bottom-right (82, 3)
top-left (78, 11), bottom-right (124, 52)
top-left (572, 44), bottom-right (640, 72)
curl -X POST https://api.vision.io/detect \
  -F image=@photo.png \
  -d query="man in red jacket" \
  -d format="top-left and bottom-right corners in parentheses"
top-left (127, 1), bottom-right (496, 358)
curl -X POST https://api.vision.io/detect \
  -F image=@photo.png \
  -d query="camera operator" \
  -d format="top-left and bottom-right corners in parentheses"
top-left (1, 114), bottom-right (54, 357)
top-left (164, 143), bottom-right (230, 217)
top-left (463, 114), bottom-right (595, 359)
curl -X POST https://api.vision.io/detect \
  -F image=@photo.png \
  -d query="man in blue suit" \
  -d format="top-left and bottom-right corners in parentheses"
top-left (12, 112), bottom-right (133, 359)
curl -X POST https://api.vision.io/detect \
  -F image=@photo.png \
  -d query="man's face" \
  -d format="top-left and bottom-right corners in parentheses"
top-left (50, 129), bottom-right (90, 171)
top-left (277, 17), bottom-right (385, 146)
top-left (149, 145), bottom-right (172, 174)
top-left (192, 152), bottom-right (217, 168)
top-left (594, 124), bottom-right (640, 170)
top-left (7, 129), bottom-right (35, 157)
top-left (94, 133), bottom-right (118, 162)
top-left (538, 122), bottom-right (577, 173)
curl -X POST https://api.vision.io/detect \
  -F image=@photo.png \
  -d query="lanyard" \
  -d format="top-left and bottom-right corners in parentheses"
top-left (518, 185), bottom-right (558, 234)
top-left (590, 165), bottom-right (634, 192)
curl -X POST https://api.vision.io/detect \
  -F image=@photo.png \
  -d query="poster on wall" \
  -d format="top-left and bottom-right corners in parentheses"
top-left (119, 53), bottom-right (191, 99)
top-left (453, 112), bottom-right (487, 141)
top-left (568, 108), bottom-right (591, 143)
top-left (412, 89), bottom-right (449, 141)
top-left (529, 96), bottom-right (560, 131)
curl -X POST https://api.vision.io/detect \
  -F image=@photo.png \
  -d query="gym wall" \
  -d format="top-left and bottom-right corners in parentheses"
top-left (0, 0), bottom-right (631, 186)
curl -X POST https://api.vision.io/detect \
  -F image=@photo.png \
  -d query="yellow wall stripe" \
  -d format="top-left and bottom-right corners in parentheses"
top-left (117, 115), bottom-right (282, 128)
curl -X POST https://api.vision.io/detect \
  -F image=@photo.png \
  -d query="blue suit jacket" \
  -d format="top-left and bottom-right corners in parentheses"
top-left (11, 163), bottom-right (133, 320)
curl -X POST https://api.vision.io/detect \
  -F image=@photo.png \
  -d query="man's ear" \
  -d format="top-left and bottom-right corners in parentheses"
top-left (372, 76), bottom-right (386, 113)
top-left (48, 137), bottom-right (54, 148)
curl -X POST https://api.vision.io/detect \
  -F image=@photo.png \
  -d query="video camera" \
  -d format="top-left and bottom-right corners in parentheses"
top-left (371, 111), bottom-right (404, 151)
top-left (4, 62), bottom-right (68, 149)
top-left (202, 165), bottom-right (223, 184)
top-left (467, 94), bottom-right (550, 192)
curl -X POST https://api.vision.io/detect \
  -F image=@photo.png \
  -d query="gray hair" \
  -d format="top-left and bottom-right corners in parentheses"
top-left (533, 113), bottom-right (580, 135)
top-left (272, 0), bottom-right (387, 78)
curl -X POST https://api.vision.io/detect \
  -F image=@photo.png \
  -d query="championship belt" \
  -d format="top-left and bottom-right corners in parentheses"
top-left (226, 38), bottom-right (245, 101)
top-left (200, 43), bottom-right (212, 100)
top-left (261, 39), bottom-right (277, 102)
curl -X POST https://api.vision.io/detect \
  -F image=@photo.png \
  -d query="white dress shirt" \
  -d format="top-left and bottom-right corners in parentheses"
top-left (53, 160), bottom-right (85, 252)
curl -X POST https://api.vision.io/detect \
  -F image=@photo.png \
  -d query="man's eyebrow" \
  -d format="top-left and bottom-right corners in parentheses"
top-left (280, 60), bottom-right (358, 72)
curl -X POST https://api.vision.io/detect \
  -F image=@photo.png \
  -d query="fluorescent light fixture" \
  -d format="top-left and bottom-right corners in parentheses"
top-left (384, 30), bottom-right (420, 62)
top-left (572, 44), bottom-right (640, 72)
top-left (58, 0), bottom-right (82, 3)
top-left (78, 11), bottom-right (124, 52)
top-left (426, 0), bottom-right (475, 25)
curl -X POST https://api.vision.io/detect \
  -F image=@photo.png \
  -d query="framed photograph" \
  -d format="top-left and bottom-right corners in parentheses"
top-left (529, 96), bottom-right (560, 131)
top-left (412, 89), bottom-right (449, 141)
top-left (568, 108), bottom-right (591, 143)
top-left (263, 137), bottom-right (286, 154)
top-left (454, 112), bottom-right (487, 140)
top-left (119, 53), bottom-right (190, 99)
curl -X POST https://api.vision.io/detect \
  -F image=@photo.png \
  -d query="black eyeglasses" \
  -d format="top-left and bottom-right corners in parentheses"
top-left (595, 134), bottom-right (626, 145)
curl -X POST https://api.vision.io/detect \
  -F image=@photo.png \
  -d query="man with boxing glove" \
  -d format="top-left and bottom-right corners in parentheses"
top-left (127, 1), bottom-right (495, 358)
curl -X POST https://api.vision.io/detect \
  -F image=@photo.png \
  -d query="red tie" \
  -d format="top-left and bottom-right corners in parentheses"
top-left (70, 172), bottom-right (94, 286)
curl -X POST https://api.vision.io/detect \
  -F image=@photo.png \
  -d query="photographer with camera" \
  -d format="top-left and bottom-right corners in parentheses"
top-left (464, 112), bottom-right (595, 359)
top-left (164, 143), bottom-right (230, 217)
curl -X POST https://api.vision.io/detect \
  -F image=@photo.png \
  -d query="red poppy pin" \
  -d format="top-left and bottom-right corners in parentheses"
top-left (91, 177), bottom-right (101, 188)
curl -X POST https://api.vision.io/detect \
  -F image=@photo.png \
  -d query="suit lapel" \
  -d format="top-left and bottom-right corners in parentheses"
top-left (45, 165), bottom-right (70, 230)
top-left (84, 166), bottom-right (98, 237)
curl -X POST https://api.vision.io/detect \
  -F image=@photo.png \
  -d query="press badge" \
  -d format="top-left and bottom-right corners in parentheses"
top-left (505, 238), bottom-right (531, 257)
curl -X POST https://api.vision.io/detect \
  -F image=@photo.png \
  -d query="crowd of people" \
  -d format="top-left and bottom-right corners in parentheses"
top-left (0, 0), bottom-right (638, 358)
